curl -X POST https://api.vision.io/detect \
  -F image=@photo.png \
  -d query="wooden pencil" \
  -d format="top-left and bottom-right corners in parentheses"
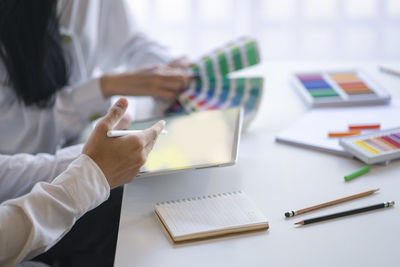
top-left (284, 189), bottom-right (379, 218)
top-left (295, 201), bottom-right (395, 226)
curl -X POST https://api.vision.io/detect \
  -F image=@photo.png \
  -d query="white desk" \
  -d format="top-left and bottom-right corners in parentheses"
top-left (114, 61), bottom-right (400, 267)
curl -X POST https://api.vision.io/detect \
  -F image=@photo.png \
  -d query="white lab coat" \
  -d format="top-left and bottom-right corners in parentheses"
top-left (0, 0), bottom-right (171, 197)
top-left (0, 154), bottom-right (110, 266)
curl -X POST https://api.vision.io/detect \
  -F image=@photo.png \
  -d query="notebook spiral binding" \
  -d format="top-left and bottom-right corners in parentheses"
top-left (156, 191), bottom-right (243, 206)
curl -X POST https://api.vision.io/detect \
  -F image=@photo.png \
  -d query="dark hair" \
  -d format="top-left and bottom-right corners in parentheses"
top-left (0, 0), bottom-right (68, 108)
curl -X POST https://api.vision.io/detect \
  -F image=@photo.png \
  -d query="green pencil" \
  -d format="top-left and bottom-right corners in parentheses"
top-left (344, 165), bottom-right (371, 181)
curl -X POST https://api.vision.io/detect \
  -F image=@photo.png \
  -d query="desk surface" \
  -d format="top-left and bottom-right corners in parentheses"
top-left (114, 60), bottom-right (400, 267)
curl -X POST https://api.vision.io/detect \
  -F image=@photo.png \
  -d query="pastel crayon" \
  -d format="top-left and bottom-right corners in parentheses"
top-left (348, 124), bottom-right (380, 130)
top-left (381, 136), bottom-right (400, 148)
top-left (353, 140), bottom-right (380, 154)
top-left (369, 138), bottom-right (394, 151)
top-left (329, 131), bottom-right (361, 137)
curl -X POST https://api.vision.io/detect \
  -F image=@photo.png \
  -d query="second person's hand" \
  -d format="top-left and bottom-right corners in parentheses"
top-left (100, 65), bottom-right (191, 102)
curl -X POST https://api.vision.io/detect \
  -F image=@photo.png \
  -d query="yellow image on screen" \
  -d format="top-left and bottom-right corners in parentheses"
top-left (129, 108), bottom-right (242, 177)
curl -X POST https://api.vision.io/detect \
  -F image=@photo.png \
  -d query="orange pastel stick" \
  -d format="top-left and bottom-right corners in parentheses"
top-left (328, 130), bottom-right (361, 138)
top-left (348, 124), bottom-right (380, 130)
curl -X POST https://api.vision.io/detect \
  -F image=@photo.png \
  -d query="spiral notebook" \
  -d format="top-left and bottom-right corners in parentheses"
top-left (154, 191), bottom-right (269, 242)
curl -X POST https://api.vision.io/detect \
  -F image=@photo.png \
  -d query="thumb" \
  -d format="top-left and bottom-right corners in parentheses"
top-left (99, 98), bottom-right (128, 130)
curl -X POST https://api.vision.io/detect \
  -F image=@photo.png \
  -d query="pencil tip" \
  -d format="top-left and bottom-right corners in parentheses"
top-left (294, 221), bottom-right (303, 225)
top-left (375, 188), bottom-right (380, 192)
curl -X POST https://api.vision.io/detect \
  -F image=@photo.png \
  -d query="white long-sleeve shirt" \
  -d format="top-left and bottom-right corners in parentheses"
top-left (0, 144), bottom-right (83, 203)
top-left (0, 0), bottom-right (172, 155)
top-left (0, 0), bottom-right (171, 199)
top-left (0, 154), bottom-right (110, 267)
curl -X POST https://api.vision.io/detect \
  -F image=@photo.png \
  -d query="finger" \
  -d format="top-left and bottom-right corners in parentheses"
top-left (100, 98), bottom-right (128, 129)
top-left (168, 58), bottom-right (182, 68)
top-left (113, 113), bottom-right (132, 130)
top-left (156, 66), bottom-right (190, 86)
top-left (141, 120), bottom-right (166, 146)
top-left (169, 57), bottom-right (191, 69)
top-left (160, 74), bottom-right (190, 90)
top-left (150, 88), bottom-right (177, 101)
top-left (161, 80), bottom-right (184, 92)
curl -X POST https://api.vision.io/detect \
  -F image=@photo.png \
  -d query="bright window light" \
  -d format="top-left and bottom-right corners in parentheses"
top-left (345, 0), bottom-right (377, 19)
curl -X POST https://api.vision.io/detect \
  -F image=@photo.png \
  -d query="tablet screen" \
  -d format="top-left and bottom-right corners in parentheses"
top-left (129, 108), bottom-right (243, 177)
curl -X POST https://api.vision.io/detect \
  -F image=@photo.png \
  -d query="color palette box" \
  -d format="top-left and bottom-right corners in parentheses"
top-left (340, 127), bottom-right (400, 164)
top-left (292, 70), bottom-right (391, 107)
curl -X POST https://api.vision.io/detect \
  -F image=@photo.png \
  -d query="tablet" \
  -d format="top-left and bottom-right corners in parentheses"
top-left (130, 108), bottom-right (243, 177)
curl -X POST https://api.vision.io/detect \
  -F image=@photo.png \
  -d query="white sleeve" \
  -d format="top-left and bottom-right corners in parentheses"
top-left (0, 154), bottom-right (110, 266)
top-left (0, 144), bottom-right (83, 203)
top-left (93, 0), bottom-right (173, 73)
top-left (55, 79), bottom-right (110, 142)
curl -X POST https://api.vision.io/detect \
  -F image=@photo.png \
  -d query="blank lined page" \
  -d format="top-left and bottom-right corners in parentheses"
top-left (155, 191), bottom-right (268, 240)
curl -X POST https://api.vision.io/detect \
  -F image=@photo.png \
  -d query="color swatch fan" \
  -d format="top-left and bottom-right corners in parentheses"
top-left (179, 77), bottom-right (262, 128)
top-left (169, 37), bottom-right (263, 129)
top-left (192, 37), bottom-right (260, 77)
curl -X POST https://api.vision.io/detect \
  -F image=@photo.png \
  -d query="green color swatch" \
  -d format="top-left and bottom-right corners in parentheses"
top-left (204, 57), bottom-right (214, 78)
top-left (245, 40), bottom-right (258, 66)
top-left (231, 45), bottom-right (243, 70)
top-left (217, 51), bottom-right (229, 76)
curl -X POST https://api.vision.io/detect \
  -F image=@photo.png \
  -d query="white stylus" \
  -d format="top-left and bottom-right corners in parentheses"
top-left (107, 129), bottom-right (168, 137)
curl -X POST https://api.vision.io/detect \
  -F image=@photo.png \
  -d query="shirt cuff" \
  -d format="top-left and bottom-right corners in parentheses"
top-left (52, 154), bottom-right (110, 216)
top-left (73, 78), bottom-right (111, 122)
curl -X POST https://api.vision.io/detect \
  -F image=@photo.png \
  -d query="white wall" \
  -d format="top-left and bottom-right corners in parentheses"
top-left (126, 0), bottom-right (400, 61)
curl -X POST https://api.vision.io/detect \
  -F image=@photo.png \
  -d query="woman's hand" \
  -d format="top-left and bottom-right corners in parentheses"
top-left (168, 56), bottom-right (192, 70)
top-left (100, 65), bottom-right (191, 102)
top-left (82, 98), bottom-right (165, 189)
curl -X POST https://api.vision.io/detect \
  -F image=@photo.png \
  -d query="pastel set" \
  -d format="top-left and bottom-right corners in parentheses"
top-left (340, 128), bottom-right (400, 164)
top-left (292, 70), bottom-right (391, 107)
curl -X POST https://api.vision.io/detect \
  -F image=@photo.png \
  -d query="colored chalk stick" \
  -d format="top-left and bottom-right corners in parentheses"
top-left (301, 81), bottom-right (332, 89)
top-left (330, 73), bottom-right (359, 80)
top-left (297, 74), bottom-right (324, 81)
top-left (348, 124), bottom-right (380, 130)
top-left (381, 136), bottom-right (400, 148)
top-left (339, 83), bottom-right (369, 90)
top-left (309, 90), bottom-right (339, 97)
top-left (346, 90), bottom-right (375, 95)
top-left (328, 131), bottom-right (361, 137)
top-left (369, 138), bottom-right (393, 151)
top-left (341, 87), bottom-right (372, 92)
top-left (390, 134), bottom-right (400, 144)
top-left (378, 137), bottom-right (398, 150)
top-left (353, 140), bottom-right (380, 154)
top-left (344, 165), bottom-right (371, 181)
